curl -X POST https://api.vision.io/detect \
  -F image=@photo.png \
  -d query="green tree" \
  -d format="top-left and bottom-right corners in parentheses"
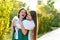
top-left (37, 0), bottom-right (60, 37)
top-left (0, 0), bottom-right (14, 40)
top-left (0, 0), bottom-right (26, 40)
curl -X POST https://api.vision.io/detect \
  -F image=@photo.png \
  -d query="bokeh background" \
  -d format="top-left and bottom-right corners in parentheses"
top-left (0, 0), bottom-right (60, 40)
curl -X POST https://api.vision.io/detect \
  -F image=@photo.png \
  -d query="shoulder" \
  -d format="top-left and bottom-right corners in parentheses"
top-left (31, 20), bottom-right (35, 27)
top-left (23, 20), bottom-right (35, 26)
top-left (23, 20), bottom-right (29, 23)
top-left (23, 19), bottom-right (29, 23)
top-left (23, 20), bottom-right (34, 23)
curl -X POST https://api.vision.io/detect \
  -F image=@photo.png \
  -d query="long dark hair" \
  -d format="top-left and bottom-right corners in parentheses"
top-left (29, 11), bottom-right (37, 40)
top-left (18, 8), bottom-right (27, 19)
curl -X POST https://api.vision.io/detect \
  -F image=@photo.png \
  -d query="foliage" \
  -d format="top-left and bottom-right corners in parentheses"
top-left (0, 0), bottom-right (26, 40)
top-left (0, 0), bottom-right (13, 40)
top-left (37, 0), bottom-right (60, 37)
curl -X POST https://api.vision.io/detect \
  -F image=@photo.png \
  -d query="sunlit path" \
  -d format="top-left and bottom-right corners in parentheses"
top-left (37, 28), bottom-right (60, 40)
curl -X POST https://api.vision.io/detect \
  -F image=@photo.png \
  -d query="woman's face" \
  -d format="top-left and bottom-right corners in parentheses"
top-left (19, 10), bottom-right (26, 19)
top-left (26, 12), bottom-right (32, 20)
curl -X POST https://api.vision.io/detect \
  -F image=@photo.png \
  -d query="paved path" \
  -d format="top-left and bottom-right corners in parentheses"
top-left (37, 28), bottom-right (60, 40)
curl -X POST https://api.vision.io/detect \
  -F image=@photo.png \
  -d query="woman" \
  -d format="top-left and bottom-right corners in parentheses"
top-left (11, 8), bottom-right (28, 40)
top-left (20, 11), bottom-right (37, 40)
top-left (11, 9), bottom-right (37, 40)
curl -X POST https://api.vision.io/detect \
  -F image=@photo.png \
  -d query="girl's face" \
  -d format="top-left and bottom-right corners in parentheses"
top-left (26, 12), bottom-right (32, 20)
top-left (19, 10), bottom-right (26, 19)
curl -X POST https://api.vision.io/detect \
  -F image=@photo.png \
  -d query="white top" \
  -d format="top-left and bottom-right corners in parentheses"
top-left (22, 20), bottom-right (35, 40)
top-left (12, 16), bottom-right (21, 39)
top-left (22, 20), bottom-right (35, 30)
top-left (12, 16), bottom-right (35, 40)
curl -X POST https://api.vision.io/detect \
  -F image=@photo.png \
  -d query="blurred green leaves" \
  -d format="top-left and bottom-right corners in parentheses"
top-left (37, 0), bottom-right (60, 37)
top-left (0, 0), bottom-right (26, 40)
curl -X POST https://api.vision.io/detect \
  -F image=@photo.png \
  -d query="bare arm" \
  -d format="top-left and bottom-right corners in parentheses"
top-left (20, 20), bottom-right (27, 35)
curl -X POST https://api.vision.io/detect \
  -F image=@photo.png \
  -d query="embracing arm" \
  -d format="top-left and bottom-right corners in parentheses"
top-left (20, 21), bottom-right (27, 35)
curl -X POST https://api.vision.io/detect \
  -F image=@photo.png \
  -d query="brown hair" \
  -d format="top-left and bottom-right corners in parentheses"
top-left (18, 8), bottom-right (27, 19)
top-left (29, 11), bottom-right (37, 40)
